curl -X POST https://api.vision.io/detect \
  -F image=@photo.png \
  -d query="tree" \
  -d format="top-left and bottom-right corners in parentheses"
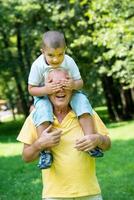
top-left (0, 0), bottom-right (134, 120)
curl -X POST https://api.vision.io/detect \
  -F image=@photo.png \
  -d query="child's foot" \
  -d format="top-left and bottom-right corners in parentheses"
top-left (88, 147), bottom-right (104, 158)
top-left (38, 150), bottom-right (53, 169)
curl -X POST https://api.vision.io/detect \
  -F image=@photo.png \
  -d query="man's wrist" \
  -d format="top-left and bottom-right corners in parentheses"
top-left (33, 140), bottom-right (44, 152)
top-left (98, 134), bottom-right (105, 147)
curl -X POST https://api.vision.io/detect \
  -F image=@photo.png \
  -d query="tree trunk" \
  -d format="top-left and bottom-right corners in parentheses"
top-left (101, 75), bottom-right (120, 121)
top-left (14, 22), bottom-right (30, 117)
top-left (16, 21), bottom-right (28, 83)
top-left (101, 75), bottom-right (134, 121)
top-left (120, 86), bottom-right (134, 119)
top-left (12, 68), bottom-right (29, 117)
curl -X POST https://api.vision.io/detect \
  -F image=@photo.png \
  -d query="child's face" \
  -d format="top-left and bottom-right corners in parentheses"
top-left (42, 45), bottom-right (65, 68)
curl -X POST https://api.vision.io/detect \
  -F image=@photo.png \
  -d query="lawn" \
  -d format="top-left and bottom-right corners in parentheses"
top-left (0, 109), bottom-right (134, 200)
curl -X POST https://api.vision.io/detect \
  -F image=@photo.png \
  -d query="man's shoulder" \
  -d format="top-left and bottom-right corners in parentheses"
top-left (23, 113), bottom-right (34, 127)
top-left (17, 112), bottom-right (37, 144)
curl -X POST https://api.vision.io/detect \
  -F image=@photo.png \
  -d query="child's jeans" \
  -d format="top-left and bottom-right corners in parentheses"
top-left (33, 91), bottom-right (93, 127)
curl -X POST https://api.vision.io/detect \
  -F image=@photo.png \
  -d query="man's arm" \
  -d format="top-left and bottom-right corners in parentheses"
top-left (97, 134), bottom-right (111, 151)
top-left (22, 125), bottom-right (62, 162)
top-left (75, 111), bottom-right (111, 152)
top-left (75, 134), bottom-right (111, 152)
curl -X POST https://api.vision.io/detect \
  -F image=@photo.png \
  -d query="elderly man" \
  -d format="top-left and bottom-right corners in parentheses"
top-left (17, 68), bottom-right (111, 200)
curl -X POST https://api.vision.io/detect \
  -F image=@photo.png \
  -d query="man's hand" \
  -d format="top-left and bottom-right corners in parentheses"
top-left (37, 125), bottom-right (62, 150)
top-left (22, 125), bottom-right (62, 162)
top-left (75, 134), bottom-right (101, 152)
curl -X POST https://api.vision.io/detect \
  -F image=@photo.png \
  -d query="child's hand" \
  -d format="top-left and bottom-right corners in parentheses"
top-left (45, 81), bottom-right (62, 94)
top-left (62, 78), bottom-right (75, 90)
top-left (45, 78), bottom-right (63, 94)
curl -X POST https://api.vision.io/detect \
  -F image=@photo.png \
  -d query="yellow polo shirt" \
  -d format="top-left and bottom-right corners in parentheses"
top-left (17, 111), bottom-right (109, 198)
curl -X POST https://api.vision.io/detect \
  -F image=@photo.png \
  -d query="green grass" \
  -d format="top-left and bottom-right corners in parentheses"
top-left (96, 119), bottom-right (134, 200)
top-left (0, 119), bottom-right (42, 200)
top-left (0, 109), bottom-right (134, 200)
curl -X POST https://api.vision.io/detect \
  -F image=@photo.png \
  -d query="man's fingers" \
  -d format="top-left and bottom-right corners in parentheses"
top-left (51, 129), bottom-right (62, 136)
top-left (77, 145), bottom-right (91, 151)
top-left (75, 141), bottom-right (88, 149)
top-left (53, 134), bottom-right (61, 139)
top-left (76, 138), bottom-right (87, 145)
top-left (75, 137), bottom-right (94, 151)
top-left (54, 138), bottom-right (61, 144)
top-left (75, 143), bottom-right (94, 151)
top-left (43, 125), bottom-right (52, 133)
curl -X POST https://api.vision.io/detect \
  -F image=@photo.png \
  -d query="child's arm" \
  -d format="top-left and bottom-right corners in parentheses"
top-left (28, 81), bottom-right (62, 97)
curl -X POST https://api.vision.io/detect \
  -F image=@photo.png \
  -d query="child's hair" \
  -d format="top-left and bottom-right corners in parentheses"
top-left (42, 31), bottom-right (66, 49)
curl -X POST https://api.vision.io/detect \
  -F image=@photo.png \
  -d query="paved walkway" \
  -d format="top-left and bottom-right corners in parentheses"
top-left (0, 110), bottom-right (12, 121)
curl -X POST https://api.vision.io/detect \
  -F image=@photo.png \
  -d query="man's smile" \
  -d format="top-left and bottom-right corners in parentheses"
top-left (55, 94), bottom-right (66, 100)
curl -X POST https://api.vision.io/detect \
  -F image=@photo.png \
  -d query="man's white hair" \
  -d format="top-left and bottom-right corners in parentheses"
top-left (45, 67), bottom-right (72, 82)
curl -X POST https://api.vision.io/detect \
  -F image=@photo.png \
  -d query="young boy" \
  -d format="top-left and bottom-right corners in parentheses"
top-left (28, 31), bottom-right (103, 169)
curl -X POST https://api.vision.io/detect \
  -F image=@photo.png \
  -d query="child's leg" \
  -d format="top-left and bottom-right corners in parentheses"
top-left (78, 113), bottom-right (95, 136)
top-left (70, 91), bottom-right (94, 135)
top-left (33, 96), bottom-right (53, 169)
top-left (36, 121), bottom-right (50, 137)
top-left (33, 96), bottom-right (53, 128)
top-left (70, 92), bottom-right (103, 157)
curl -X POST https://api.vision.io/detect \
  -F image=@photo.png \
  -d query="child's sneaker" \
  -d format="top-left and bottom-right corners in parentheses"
top-left (38, 150), bottom-right (53, 169)
top-left (88, 147), bottom-right (104, 158)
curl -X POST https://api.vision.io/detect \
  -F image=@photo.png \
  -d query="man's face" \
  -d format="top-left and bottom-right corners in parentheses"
top-left (48, 70), bottom-right (72, 109)
top-left (42, 45), bottom-right (65, 68)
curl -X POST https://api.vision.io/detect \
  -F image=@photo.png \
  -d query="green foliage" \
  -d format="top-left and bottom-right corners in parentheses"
top-left (86, 0), bottom-right (134, 89)
top-left (0, 0), bottom-right (134, 117)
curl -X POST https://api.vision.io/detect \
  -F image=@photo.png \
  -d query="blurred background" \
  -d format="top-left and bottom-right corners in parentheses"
top-left (0, 0), bottom-right (134, 200)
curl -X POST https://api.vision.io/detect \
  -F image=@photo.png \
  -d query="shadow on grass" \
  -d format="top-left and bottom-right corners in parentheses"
top-left (107, 120), bottom-right (134, 129)
top-left (0, 155), bottom-right (42, 200)
top-left (0, 119), bottom-right (25, 143)
top-left (97, 139), bottom-right (134, 200)
top-left (95, 106), bottom-right (111, 124)
top-left (95, 106), bottom-right (134, 128)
